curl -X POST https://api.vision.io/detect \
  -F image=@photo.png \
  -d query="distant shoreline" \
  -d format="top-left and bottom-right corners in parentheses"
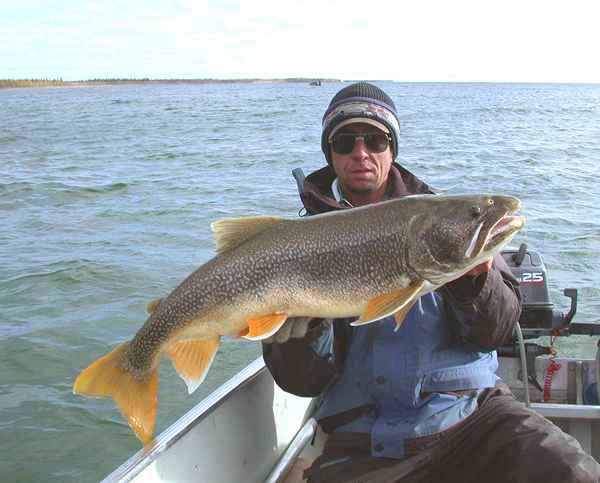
top-left (0, 78), bottom-right (340, 89)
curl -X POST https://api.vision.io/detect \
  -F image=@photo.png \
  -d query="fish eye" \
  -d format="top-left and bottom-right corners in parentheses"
top-left (470, 205), bottom-right (482, 217)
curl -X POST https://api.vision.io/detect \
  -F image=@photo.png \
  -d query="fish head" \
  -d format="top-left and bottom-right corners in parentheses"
top-left (407, 194), bottom-right (525, 285)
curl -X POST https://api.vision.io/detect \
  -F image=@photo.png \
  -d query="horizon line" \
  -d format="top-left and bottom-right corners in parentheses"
top-left (1, 78), bottom-right (599, 87)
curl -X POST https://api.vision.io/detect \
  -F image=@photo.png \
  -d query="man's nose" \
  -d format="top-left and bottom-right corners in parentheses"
top-left (351, 137), bottom-right (369, 158)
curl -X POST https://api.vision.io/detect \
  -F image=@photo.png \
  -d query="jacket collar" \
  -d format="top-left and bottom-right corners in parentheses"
top-left (300, 163), bottom-right (433, 215)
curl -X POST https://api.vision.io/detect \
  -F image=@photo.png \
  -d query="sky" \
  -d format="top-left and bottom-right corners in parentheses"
top-left (1, 0), bottom-right (600, 83)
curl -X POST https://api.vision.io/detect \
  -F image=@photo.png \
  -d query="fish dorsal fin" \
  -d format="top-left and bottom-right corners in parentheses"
top-left (211, 216), bottom-right (286, 254)
top-left (351, 281), bottom-right (424, 327)
top-left (166, 336), bottom-right (220, 394)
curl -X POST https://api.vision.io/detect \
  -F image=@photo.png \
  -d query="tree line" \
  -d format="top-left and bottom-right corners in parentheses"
top-left (0, 78), bottom-right (339, 89)
top-left (0, 78), bottom-right (69, 88)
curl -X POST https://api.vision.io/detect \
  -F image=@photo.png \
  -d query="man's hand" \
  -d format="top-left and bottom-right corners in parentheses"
top-left (464, 258), bottom-right (493, 277)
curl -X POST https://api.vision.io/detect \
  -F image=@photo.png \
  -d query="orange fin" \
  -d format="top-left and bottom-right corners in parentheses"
top-left (73, 342), bottom-right (158, 445)
top-left (211, 216), bottom-right (286, 254)
top-left (351, 281), bottom-right (424, 326)
top-left (393, 300), bottom-right (418, 331)
top-left (166, 337), bottom-right (220, 394)
top-left (240, 313), bottom-right (288, 341)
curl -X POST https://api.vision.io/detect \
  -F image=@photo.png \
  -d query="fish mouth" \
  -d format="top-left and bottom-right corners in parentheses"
top-left (485, 214), bottom-right (526, 251)
top-left (471, 213), bottom-right (526, 258)
top-left (467, 197), bottom-right (525, 259)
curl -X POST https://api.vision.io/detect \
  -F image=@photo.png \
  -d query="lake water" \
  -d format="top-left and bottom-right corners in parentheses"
top-left (1, 81), bottom-right (600, 482)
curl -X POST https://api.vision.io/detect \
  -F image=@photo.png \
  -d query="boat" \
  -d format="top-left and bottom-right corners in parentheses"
top-left (100, 240), bottom-right (600, 482)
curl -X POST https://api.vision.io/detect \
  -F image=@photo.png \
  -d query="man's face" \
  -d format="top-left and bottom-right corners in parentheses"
top-left (330, 123), bottom-right (393, 204)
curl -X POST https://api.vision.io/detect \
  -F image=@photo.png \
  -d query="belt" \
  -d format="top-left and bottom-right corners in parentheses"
top-left (404, 390), bottom-right (478, 456)
top-left (404, 416), bottom-right (469, 456)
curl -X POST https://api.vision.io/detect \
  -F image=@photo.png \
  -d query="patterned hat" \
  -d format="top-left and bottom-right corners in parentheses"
top-left (321, 82), bottom-right (400, 164)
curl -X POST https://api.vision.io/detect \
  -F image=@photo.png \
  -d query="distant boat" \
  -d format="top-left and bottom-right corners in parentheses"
top-left (309, 80), bottom-right (322, 86)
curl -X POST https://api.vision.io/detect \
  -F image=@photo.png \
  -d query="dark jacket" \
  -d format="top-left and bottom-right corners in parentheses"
top-left (263, 164), bottom-right (521, 399)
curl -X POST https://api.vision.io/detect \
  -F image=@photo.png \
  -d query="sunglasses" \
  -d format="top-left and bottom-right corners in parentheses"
top-left (329, 132), bottom-right (392, 155)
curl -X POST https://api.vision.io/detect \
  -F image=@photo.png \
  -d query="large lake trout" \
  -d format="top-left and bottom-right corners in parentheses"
top-left (73, 194), bottom-right (525, 444)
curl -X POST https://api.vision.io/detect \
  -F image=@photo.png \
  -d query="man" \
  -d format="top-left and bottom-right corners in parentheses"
top-left (263, 82), bottom-right (599, 482)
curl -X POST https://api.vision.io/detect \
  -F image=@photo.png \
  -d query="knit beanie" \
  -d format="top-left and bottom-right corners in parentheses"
top-left (321, 82), bottom-right (401, 164)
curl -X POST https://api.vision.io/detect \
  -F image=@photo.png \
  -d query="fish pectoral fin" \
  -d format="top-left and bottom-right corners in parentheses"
top-left (166, 336), bottom-right (220, 394)
top-left (240, 313), bottom-right (288, 341)
top-left (211, 215), bottom-right (286, 254)
top-left (352, 281), bottom-right (424, 326)
top-left (146, 298), bottom-right (163, 314)
top-left (73, 342), bottom-right (158, 445)
top-left (393, 300), bottom-right (418, 332)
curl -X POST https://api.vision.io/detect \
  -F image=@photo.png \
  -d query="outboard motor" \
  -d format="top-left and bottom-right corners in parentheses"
top-left (498, 244), bottom-right (600, 397)
top-left (500, 243), bottom-right (578, 338)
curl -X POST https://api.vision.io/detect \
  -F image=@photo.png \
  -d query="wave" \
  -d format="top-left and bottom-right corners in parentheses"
top-left (473, 106), bottom-right (598, 115)
top-left (0, 181), bottom-right (129, 200)
top-left (146, 152), bottom-right (178, 160)
top-left (0, 259), bottom-right (121, 290)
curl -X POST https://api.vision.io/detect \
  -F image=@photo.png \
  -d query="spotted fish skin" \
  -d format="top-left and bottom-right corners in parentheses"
top-left (73, 194), bottom-right (525, 444)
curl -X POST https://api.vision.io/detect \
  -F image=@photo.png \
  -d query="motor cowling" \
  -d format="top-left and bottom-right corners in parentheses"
top-left (501, 244), bottom-right (577, 338)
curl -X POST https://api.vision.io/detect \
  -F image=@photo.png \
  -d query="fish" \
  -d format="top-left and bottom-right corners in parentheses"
top-left (73, 194), bottom-right (525, 444)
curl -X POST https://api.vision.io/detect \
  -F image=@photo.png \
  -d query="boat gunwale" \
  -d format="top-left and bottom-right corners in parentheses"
top-left (101, 357), bottom-right (267, 483)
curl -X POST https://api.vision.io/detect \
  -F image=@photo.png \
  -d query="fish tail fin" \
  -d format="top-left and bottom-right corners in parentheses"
top-left (166, 336), bottom-right (220, 394)
top-left (73, 342), bottom-right (158, 445)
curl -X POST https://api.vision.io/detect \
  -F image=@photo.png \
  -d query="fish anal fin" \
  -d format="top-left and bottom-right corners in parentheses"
top-left (73, 342), bottom-right (158, 445)
top-left (166, 337), bottom-right (220, 394)
top-left (211, 216), bottom-right (286, 254)
top-left (242, 313), bottom-right (288, 341)
top-left (146, 298), bottom-right (162, 314)
top-left (352, 281), bottom-right (424, 326)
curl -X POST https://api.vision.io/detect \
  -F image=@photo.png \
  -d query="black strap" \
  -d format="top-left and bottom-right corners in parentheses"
top-left (318, 404), bottom-right (375, 434)
top-left (332, 318), bottom-right (350, 373)
top-left (292, 167), bottom-right (306, 196)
